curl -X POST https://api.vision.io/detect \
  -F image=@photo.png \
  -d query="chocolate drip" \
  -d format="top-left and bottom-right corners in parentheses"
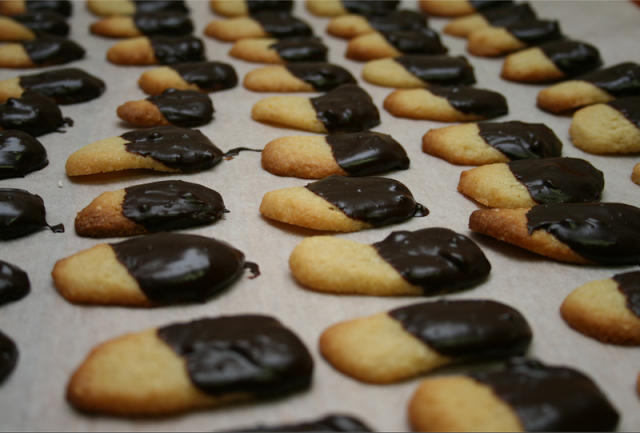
top-left (608, 95), bottom-right (640, 130)
top-left (394, 55), bottom-right (476, 85)
top-left (0, 91), bottom-right (70, 137)
top-left (428, 85), bottom-right (507, 118)
top-left (19, 68), bottom-right (105, 105)
top-left (0, 188), bottom-right (64, 240)
top-left (25, 0), bottom-right (72, 17)
top-left (305, 175), bottom-right (427, 227)
top-left (481, 3), bottom-right (537, 27)
top-left (580, 62), bottom-right (640, 98)
top-left (0, 130), bottom-right (48, 180)
top-left (526, 202), bottom-right (640, 265)
top-left (238, 414), bottom-right (373, 432)
top-left (270, 37), bottom-right (328, 62)
top-left (310, 84), bottom-right (380, 133)
top-left (149, 35), bottom-right (205, 65)
top-left (157, 315), bottom-right (313, 396)
top-left (285, 63), bottom-right (356, 91)
top-left (252, 11), bottom-right (312, 39)
top-left (223, 147), bottom-right (262, 157)
top-left (613, 271), bottom-right (640, 318)
top-left (381, 29), bottom-right (448, 55)
top-left (469, 0), bottom-right (513, 11)
top-left (147, 88), bottom-right (214, 127)
top-left (20, 36), bottom-right (85, 65)
top-left (134, 0), bottom-right (189, 14)
top-left (507, 20), bottom-right (562, 45)
top-left (121, 125), bottom-right (223, 172)
top-left (171, 61), bottom-right (238, 92)
top-left (326, 130), bottom-right (409, 176)
top-left (0, 261), bottom-right (30, 306)
top-left (367, 10), bottom-right (427, 33)
top-left (375, 228), bottom-right (491, 294)
top-left (12, 12), bottom-right (69, 37)
top-left (508, 157), bottom-right (604, 204)
top-left (477, 121), bottom-right (562, 160)
top-left (247, 0), bottom-right (293, 15)
top-left (133, 11), bottom-right (193, 36)
top-left (540, 40), bottom-right (602, 77)
top-left (341, 0), bottom-right (399, 15)
top-left (0, 330), bottom-right (18, 383)
top-left (469, 358), bottom-right (619, 431)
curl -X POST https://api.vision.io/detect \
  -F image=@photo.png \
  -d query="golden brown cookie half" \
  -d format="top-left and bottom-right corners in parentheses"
top-left (418, 0), bottom-right (478, 16)
top-left (0, 16), bottom-right (37, 41)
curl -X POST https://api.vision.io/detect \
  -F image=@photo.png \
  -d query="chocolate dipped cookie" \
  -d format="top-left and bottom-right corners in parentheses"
top-left (346, 29), bottom-right (448, 61)
top-left (205, 11), bottom-right (312, 42)
top-left (230, 37), bottom-right (328, 64)
top-left (0, 91), bottom-right (70, 137)
top-left (467, 20), bottom-right (562, 57)
top-left (210, 0), bottom-right (293, 17)
top-left (91, 11), bottom-right (193, 38)
top-left (0, 330), bottom-right (18, 383)
top-left (0, 11), bottom-right (69, 41)
top-left (138, 61), bottom-right (238, 95)
top-left (0, 130), bottom-right (48, 179)
top-left (362, 55), bottom-right (475, 88)
top-left (444, 3), bottom-right (537, 38)
top-left (306, 0), bottom-right (399, 17)
top-left (0, 188), bottom-right (63, 240)
top-left (0, 36), bottom-right (84, 68)
top-left (107, 35), bottom-right (205, 66)
top-left (327, 10), bottom-right (427, 40)
top-left (0, 260), bottom-right (30, 306)
top-left (244, 63), bottom-right (356, 92)
top-left (0, 0), bottom-right (72, 17)
top-left (230, 414), bottom-right (373, 432)
top-left (87, 0), bottom-right (188, 16)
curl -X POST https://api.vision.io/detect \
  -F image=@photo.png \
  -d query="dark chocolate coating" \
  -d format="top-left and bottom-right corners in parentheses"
top-left (508, 157), bottom-right (604, 204)
top-left (428, 85), bottom-right (508, 118)
top-left (20, 36), bottom-right (85, 65)
top-left (171, 61), bottom-right (238, 92)
top-left (540, 40), bottom-right (602, 77)
top-left (481, 3), bottom-right (537, 27)
top-left (157, 315), bottom-right (313, 397)
top-left (326, 130), bottom-right (409, 176)
top-left (0, 260), bottom-right (30, 306)
top-left (381, 29), bottom-right (448, 55)
top-left (310, 84), bottom-right (380, 133)
top-left (394, 55), bottom-right (476, 85)
top-left (247, 0), bottom-right (293, 15)
top-left (19, 68), bottom-right (105, 105)
top-left (469, 0), bottom-right (513, 11)
top-left (374, 228), bottom-right (491, 294)
top-left (252, 11), bottom-right (313, 39)
top-left (0, 188), bottom-right (64, 240)
top-left (133, 11), bottom-right (193, 36)
top-left (526, 202), bottom-right (640, 265)
top-left (341, 0), bottom-right (399, 15)
top-left (366, 10), bottom-right (427, 33)
top-left (477, 121), bottom-right (563, 160)
top-left (12, 11), bottom-right (69, 37)
top-left (134, 0), bottom-right (189, 14)
top-left (238, 414), bottom-right (373, 432)
top-left (122, 180), bottom-right (226, 232)
top-left (305, 175), bottom-right (428, 227)
top-left (507, 20), bottom-right (562, 45)
top-left (613, 271), bottom-right (640, 318)
top-left (0, 330), bottom-right (18, 383)
top-left (608, 95), bottom-right (640, 130)
top-left (147, 88), bottom-right (214, 127)
top-left (285, 63), bottom-right (356, 91)
top-left (121, 125), bottom-right (223, 172)
top-left (25, 0), bottom-right (72, 17)
top-left (0, 130), bottom-right (48, 180)
top-left (149, 35), bottom-right (205, 65)
top-left (579, 62), bottom-right (640, 98)
top-left (0, 91), bottom-right (69, 137)
top-left (270, 37), bottom-right (328, 63)
top-left (469, 358), bottom-right (619, 431)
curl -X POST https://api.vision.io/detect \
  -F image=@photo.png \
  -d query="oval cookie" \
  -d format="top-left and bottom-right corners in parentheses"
top-left (0, 11), bottom-right (69, 41)
top-left (90, 11), bottom-right (193, 38)
top-left (0, 188), bottom-right (64, 240)
top-left (107, 35), bottom-right (205, 66)
top-left (346, 29), bottom-right (448, 62)
top-left (362, 55), bottom-right (475, 88)
top-left (444, 3), bottom-right (537, 38)
top-left (210, 0), bottom-right (293, 17)
top-left (0, 260), bottom-right (30, 306)
top-left (87, 0), bottom-right (188, 16)
top-left (244, 63), bottom-right (356, 92)
top-left (306, 0), bottom-right (399, 17)
top-left (327, 10), bottom-right (427, 40)
top-left (0, 36), bottom-right (84, 68)
top-left (138, 61), bottom-right (238, 95)
top-left (204, 11), bottom-right (312, 42)
top-left (230, 37), bottom-right (328, 64)
top-left (0, 130), bottom-right (48, 180)
top-left (467, 20), bottom-right (562, 57)
top-left (419, 0), bottom-right (511, 17)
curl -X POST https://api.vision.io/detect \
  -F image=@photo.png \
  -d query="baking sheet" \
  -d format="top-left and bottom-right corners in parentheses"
top-left (1, 0), bottom-right (639, 431)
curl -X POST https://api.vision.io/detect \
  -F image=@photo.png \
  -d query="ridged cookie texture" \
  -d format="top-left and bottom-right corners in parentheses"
top-left (90, 11), bottom-right (193, 38)
top-left (230, 36), bottom-right (329, 64)
top-left (327, 10), bottom-right (427, 40)
top-left (66, 315), bottom-right (312, 416)
top-left (205, 11), bottom-right (312, 42)
top-left (362, 55), bottom-right (475, 88)
top-left (408, 358), bottom-right (619, 432)
top-left (107, 35), bottom-right (205, 66)
top-left (320, 300), bottom-right (531, 384)
top-left (138, 61), bottom-right (238, 95)
top-left (0, 36), bottom-right (85, 68)
top-left (210, 0), bottom-right (293, 17)
top-left (443, 3), bottom-right (537, 38)
top-left (87, 0), bottom-right (188, 16)
top-left (346, 29), bottom-right (448, 62)
top-left (306, 0), bottom-right (399, 17)
top-left (244, 63), bottom-right (356, 92)
top-left (229, 414), bottom-right (373, 432)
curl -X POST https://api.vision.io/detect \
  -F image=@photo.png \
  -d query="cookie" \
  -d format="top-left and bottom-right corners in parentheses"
top-left (467, 20), bottom-right (562, 57)
top-left (468, 202), bottom-right (640, 265)
top-left (90, 11), bottom-right (193, 38)
top-left (458, 157), bottom-right (605, 208)
top-left (204, 11), bottom-right (312, 42)
top-left (422, 121), bottom-right (563, 165)
top-left (385, 85), bottom-right (508, 122)
top-left (260, 175), bottom-right (427, 232)
top-left (537, 62), bottom-right (640, 113)
top-left (290, 228), bottom-right (490, 296)
top-left (0, 330), bottom-right (18, 383)
top-left (0, 260), bottom-right (30, 306)
top-left (262, 131), bottom-right (409, 179)
top-left (210, 0), bottom-right (293, 17)
top-left (346, 29), bottom-right (448, 61)
top-left (634, 163), bottom-right (640, 186)
top-left (419, 0), bottom-right (511, 17)
top-left (65, 125), bottom-right (223, 176)
top-left (244, 63), bottom-right (356, 92)
top-left (66, 315), bottom-right (312, 416)
top-left (138, 61), bottom-right (238, 95)
top-left (0, 12), bottom-right (69, 41)
top-left (0, 91), bottom-right (71, 137)
top-left (86, 0), bottom-right (188, 16)
top-left (0, 188), bottom-right (64, 240)
top-left (408, 358), bottom-right (619, 432)
top-left (0, 36), bottom-right (84, 68)
top-left (560, 271), bottom-right (640, 345)
top-left (0, 130), bottom-right (48, 180)
top-left (230, 37), bottom-right (328, 64)
top-left (444, 2), bottom-right (537, 38)
top-left (231, 414), bottom-right (373, 431)
top-left (501, 40), bottom-right (602, 83)
top-left (306, 0), bottom-right (399, 17)
top-left (362, 55), bottom-right (475, 88)
top-left (0, 0), bottom-right (72, 17)
top-left (107, 35), bottom-right (205, 66)
top-left (327, 10), bottom-right (427, 40)
top-left (569, 96), bottom-right (640, 154)
top-left (252, 84), bottom-right (380, 134)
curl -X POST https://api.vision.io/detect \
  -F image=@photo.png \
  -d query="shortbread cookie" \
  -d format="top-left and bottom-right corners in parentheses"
top-left (91, 11), bottom-right (193, 38)
top-left (107, 35), bottom-right (205, 66)
top-left (469, 202), bottom-right (640, 265)
top-left (290, 228), bottom-right (488, 296)
top-left (501, 40), bottom-right (602, 83)
top-left (244, 63), bottom-right (356, 92)
top-left (634, 163), bottom-right (640, 185)
top-left (0, 0), bottom-right (72, 17)
top-left (537, 62), bottom-right (640, 113)
top-left (0, 12), bottom-right (69, 41)
top-left (385, 85), bottom-right (508, 122)
top-left (65, 126), bottom-right (223, 176)
top-left (231, 414), bottom-right (374, 432)
top-left (327, 10), bottom-right (427, 40)
top-left (422, 121), bottom-right (562, 165)
top-left (0, 91), bottom-right (71, 137)
top-left (444, 3), bottom-right (537, 38)
top-left (346, 29), bottom-right (448, 61)
top-left (67, 316), bottom-right (311, 416)
top-left (419, 0), bottom-right (511, 17)
top-left (561, 271), bottom-right (640, 345)
top-left (0, 330), bottom-right (18, 383)
top-left (138, 61), bottom-right (238, 95)
top-left (306, 0), bottom-right (399, 17)
top-left (0, 260), bottom-right (30, 306)
top-left (262, 131), bottom-right (409, 178)
top-left (0, 188), bottom-right (64, 240)
top-left (230, 37), bottom-right (328, 64)
top-left (467, 20), bottom-right (562, 57)
top-left (204, 11), bottom-right (312, 42)
top-left (569, 96), bottom-right (640, 154)
top-left (321, 300), bottom-right (530, 383)
top-left (0, 130), bottom-right (48, 180)
top-left (458, 157), bottom-right (604, 208)
top-left (252, 84), bottom-right (380, 134)
top-left (210, 0), bottom-right (293, 17)
top-left (87, 0), bottom-right (188, 16)
top-left (362, 55), bottom-right (475, 88)
top-left (261, 175), bottom-right (427, 232)
top-left (408, 358), bottom-right (619, 432)
top-left (0, 36), bottom-right (84, 68)
top-left (53, 233), bottom-right (258, 306)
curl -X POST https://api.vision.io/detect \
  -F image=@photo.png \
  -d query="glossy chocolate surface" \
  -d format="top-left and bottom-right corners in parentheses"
top-left (579, 62), bottom-right (640, 98)
top-left (240, 415), bottom-right (373, 432)
top-left (121, 125), bottom-right (223, 172)
top-left (157, 315), bottom-right (313, 396)
top-left (526, 203), bottom-right (640, 265)
top-left (0, 188), bottom-right (64, 240)
top-left (253, 11), bottom-right (312, 39)
top-left (310, 84), bottom-right (380, 133)
top-left (341, 0), bottom-right (399, 15)
top-left (285, 63), bottom-right (356, 91)
top-left (469, 0), bottom-right (513, 11)
top-left (270, 37), bottom-right (328, 62)
top-left (326, 130), bottom-right (409, 176)
top-left (134, 0), bottom-right (189, 13)
top-left (133, 11), bottom-right (193, 36)
top-left (247, 0), bottom-right (293, 15)
top-left (613, 271), bottom-right (640, 318)
top-left (481, 3), bottom-right (537, 27)
top-left (0, 91), bottom-right (69, 137)
top-left (381, 29), bottom-right (448, 55)
top-left (0, 130), bottom-right (48, 180)
top-left (507, 20), bottom-right (562, 45)
top-left (147, 88), bottom-right (214, 127)
top-left (608, 95), bottom-right (640, 130)
top-left (540, 40), bottom-right (602, 77)
top-left (12, 12), bottom-right (69, 37)
top-left (25, 0), bottom-right (72, 17)
top-left (508, 157), bottom-right (604, 204)
top-left (367, 10), bottom-right (427, 33)
top-left (20, 36), bottom-right (85, 65)
top-left (0, 330), bottom-right (18, 383)
top-left (149, 35), bottom-right (205, 65)
top-left (0, 261), bottom-right (30, 306)
top-left (305, 175), bottom-right (427, 227)
top-left (477, 121), bottom-right (562, 160)
top-left (428, 85), bottom-right (507, 118)
top-left (19, 68), bottom-right (105, 105)
top-left (469, 358), bottom-right (619, 431)
top-left (375, 228), bottom-right (491, 294)
top-left (395, 55), bottom-right (476, 85)
top-left (122, 180), bottom-right (226, 232)
top-left (172, 61), bottom-right (238, 92)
